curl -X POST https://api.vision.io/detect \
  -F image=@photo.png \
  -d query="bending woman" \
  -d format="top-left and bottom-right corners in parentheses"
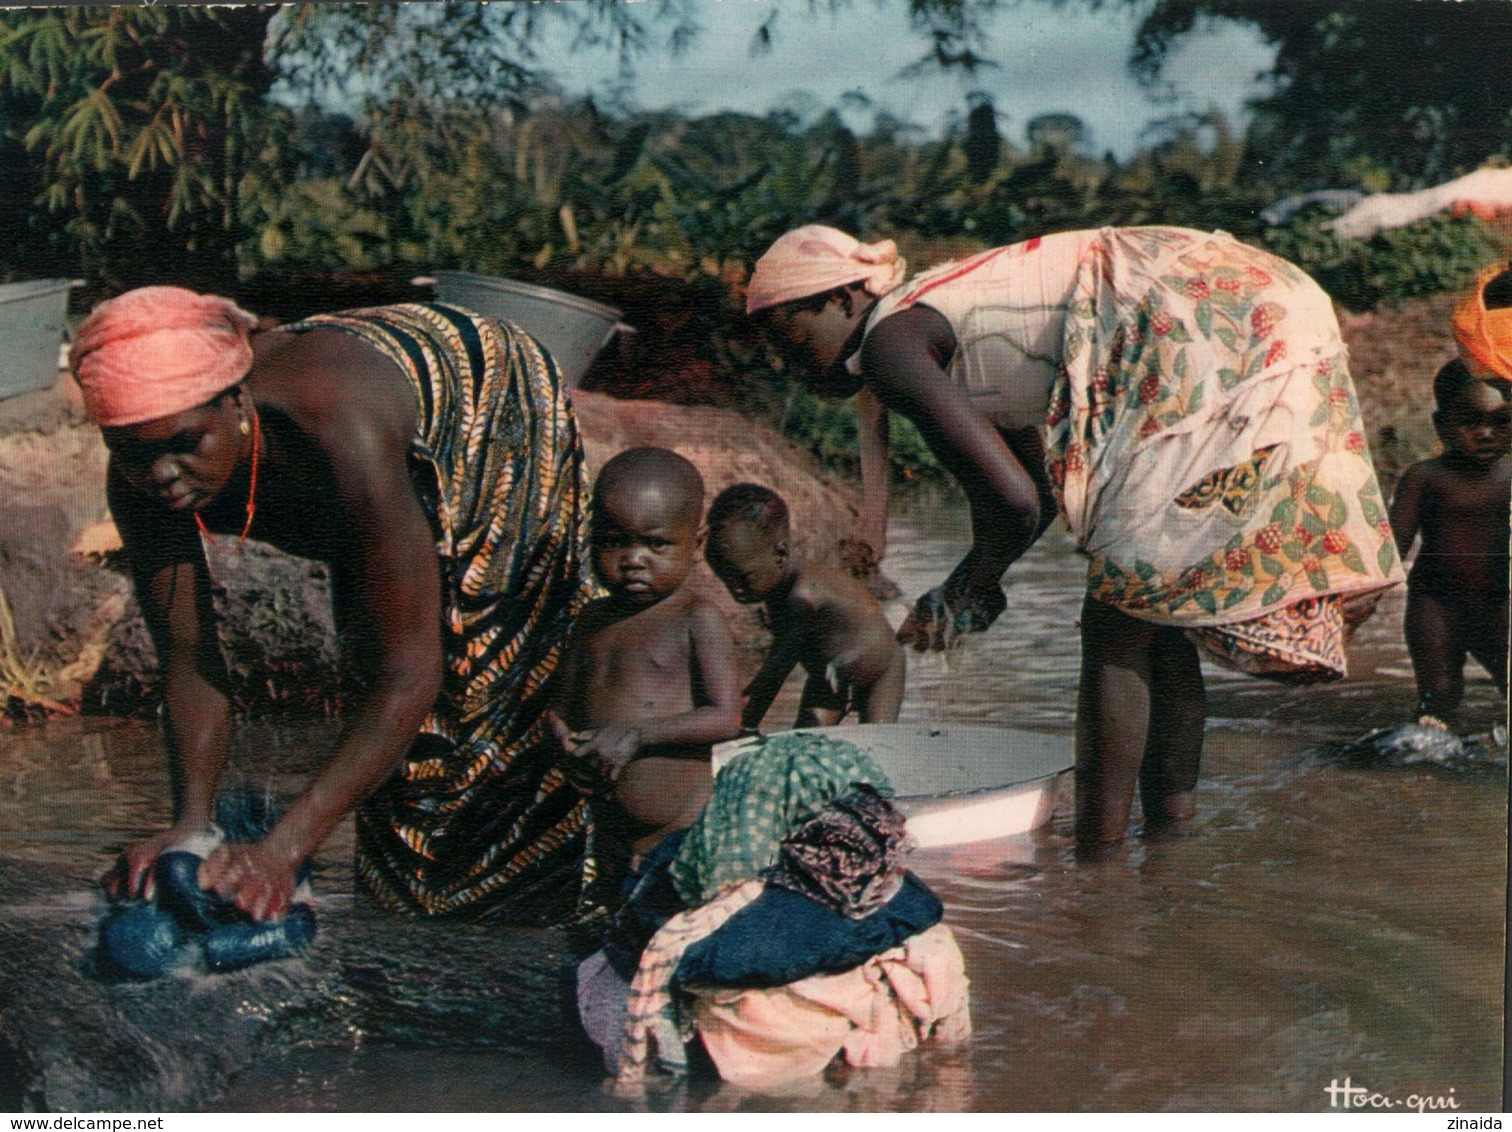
top-left (747, 226), bottom-right (1404, 845)
top-left (81, 288), bottom-right (597, 922)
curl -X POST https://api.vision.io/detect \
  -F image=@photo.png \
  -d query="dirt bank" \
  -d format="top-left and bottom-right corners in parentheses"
top-left (1335, 292), bottom-right (1458, 492)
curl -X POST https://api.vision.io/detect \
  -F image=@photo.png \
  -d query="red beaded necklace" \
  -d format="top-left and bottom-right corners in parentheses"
top-left (194, 406), bottom-right (260, 551)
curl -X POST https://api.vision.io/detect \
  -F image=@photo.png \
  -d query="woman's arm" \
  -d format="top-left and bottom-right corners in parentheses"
top-left (201, 396), bottom-right (443, 920)
top-left (854, 387), bottom-right (891, 557)
top-left (861, 307), bottom-right (1047, 648)
top-left (105, 463), bottom-right (233, 898)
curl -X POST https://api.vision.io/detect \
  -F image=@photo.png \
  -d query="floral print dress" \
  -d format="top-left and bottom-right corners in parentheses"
top-left (859, 227), bottom-right (1404, 681)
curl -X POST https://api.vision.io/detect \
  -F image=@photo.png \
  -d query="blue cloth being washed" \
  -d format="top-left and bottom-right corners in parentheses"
top-left (95, 791), bottom-right (317, 981)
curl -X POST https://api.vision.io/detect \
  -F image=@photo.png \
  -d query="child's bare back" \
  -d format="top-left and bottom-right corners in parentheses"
top-left (764, 562), bottom-right (906, 727)
top-left (705, 483), bottom-right (905, 730)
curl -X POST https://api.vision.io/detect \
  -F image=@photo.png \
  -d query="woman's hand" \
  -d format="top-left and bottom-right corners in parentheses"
top-left (897, 577), bottom-right (1006, 651)
top-left (198, 840), bottom-right (299, 922)
top-left (102, 822), bottom-right (204, 902)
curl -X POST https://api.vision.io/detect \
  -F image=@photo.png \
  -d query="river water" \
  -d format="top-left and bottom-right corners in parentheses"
top-left (2, 500), bottom-right (1505, 1112)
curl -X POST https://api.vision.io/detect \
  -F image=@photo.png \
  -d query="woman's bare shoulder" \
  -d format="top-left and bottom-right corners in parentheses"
top-left (250, 326), bottom-right (415, 443)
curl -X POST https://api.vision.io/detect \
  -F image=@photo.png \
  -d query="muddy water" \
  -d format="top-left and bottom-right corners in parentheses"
top-left (2, 500), bottom-right (1504, 1112)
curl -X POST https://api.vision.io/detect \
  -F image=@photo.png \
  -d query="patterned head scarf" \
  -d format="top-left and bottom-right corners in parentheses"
top-left (1451, 263), bottom-right (1512, 381)
top-left (746, 225), bottom-right (907, 314)
top-left (765, 785), bottom-right (912, 919)
top-left (73, 286), bottom-right (257, 427)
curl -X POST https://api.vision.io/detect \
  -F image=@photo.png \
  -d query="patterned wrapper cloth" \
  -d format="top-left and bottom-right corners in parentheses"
top-left (1046, 228), bottom-right (1404, 681)
top-left (279, 304), bottom-right (598, 922)
top-left (668, 731), bottom-right (893, 907)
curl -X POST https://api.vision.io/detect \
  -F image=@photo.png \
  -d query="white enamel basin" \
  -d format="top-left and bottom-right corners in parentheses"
top-left (710, 723), bottom-right (1074, 848)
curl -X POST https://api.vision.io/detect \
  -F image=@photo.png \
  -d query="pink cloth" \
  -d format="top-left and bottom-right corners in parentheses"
top-left (689, 922), bottom-right (972, 1086)
top-left (616, 879), bottom-right (766, 1085)
top-left (72, 286), bottom-right (258, 427)
top-left (746, 225), bottom-right (907, 314)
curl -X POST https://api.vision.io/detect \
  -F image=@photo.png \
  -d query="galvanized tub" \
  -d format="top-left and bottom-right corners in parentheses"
top-left (712, 723), bottom-right (1074, 848)
top-left (422, 271), bottom-right (626, 388)
top-left (0, 278), bottom-right (80, 400)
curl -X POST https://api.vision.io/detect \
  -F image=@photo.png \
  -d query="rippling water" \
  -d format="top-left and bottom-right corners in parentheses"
top-left (2, 498), bottom-right (1504, 1112)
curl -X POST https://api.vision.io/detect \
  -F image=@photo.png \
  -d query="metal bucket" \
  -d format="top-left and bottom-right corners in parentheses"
top-left (421, 271), bottom-right (627, 388)
top-left (0, 279), bottom-right (81, 401)
top-left (712, 723), bottom-right (1074, 848)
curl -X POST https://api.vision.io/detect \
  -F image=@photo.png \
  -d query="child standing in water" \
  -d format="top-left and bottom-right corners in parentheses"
top-left (705, 483), bottom-right (905, 731)
top-left (552, 447), bottom-right (742, 856)
top-left (1389, 361), bottom-right (1511, 728)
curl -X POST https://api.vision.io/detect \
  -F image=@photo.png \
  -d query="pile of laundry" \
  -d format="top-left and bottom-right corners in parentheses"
top-left (577, 731), bottom-right (971, 1089)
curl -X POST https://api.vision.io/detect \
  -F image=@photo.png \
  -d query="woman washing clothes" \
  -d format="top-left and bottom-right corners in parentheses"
top-left (80, 288), bottom-right (599, 923)
top-left (745, 226), bottom-right (1404, 847)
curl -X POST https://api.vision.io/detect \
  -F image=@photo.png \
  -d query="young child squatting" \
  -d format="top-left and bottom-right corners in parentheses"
top-left (705, 483), bottom-right (905, 731)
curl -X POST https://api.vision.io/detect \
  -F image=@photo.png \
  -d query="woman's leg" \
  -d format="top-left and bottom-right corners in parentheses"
top-left (1139, 626), bottom-right (1205, 827)
top-left (1075, 596), bottom-right (1159, 845)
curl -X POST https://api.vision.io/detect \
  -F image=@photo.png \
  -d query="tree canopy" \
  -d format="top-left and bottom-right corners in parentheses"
top-left (1129, 0), bottom-right (1512, 190)
top-left (1, 0), bottom-right (1508, 304)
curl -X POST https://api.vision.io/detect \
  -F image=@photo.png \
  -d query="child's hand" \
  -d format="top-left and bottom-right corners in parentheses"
top-left (548, 711), bottom-right (642, 780)
top-left (571, 725), bottom-right (644, 780)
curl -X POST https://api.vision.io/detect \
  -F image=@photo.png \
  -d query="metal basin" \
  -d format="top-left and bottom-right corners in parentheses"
top-left (421, 271), bottom-right (626, 388)
top-left (712, 723), bottom-right (1074, 848)
top-left (0, 278), bottom-right (81, 400)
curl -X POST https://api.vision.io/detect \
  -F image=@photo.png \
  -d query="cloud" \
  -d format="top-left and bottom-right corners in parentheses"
top-left (550, 0), bottom-right (1275, 157)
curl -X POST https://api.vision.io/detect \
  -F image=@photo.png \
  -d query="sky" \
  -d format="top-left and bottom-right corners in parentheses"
top-left (544, 0), bottom-right (1279, 159)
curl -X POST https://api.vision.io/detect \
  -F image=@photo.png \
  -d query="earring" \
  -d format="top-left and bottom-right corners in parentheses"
top-left (239, 417), bottom-right (251, 437)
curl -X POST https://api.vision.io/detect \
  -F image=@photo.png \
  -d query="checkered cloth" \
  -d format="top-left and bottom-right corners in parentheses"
top-left (668, 732), bottom-right (892, 907)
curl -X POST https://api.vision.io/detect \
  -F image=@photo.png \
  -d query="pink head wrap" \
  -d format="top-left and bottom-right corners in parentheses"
top-left (72, 286), bottom-right (258, 428)
top-left (746, 225), bottom-right (908, 315)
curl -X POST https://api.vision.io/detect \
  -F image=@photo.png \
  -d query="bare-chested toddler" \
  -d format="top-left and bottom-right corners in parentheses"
top-left (1389, 360), bottom-right (1511, 728)
top-left (705, 483), bottom-right (905, 731)
top-left (552, 447), bottom-right (741, 856)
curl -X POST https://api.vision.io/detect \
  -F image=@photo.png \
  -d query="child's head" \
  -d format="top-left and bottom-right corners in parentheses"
top-left (704, 483), bottom-right (793, 604)
top-left (592, 447), bottom-right (705, 604)
top-left (1432, 358), bottom-right (1512, 465)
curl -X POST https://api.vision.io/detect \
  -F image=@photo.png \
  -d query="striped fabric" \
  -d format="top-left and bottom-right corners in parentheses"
top-left (279, 304), bottom-right (597, 921)
top-left (616, 878), bottom-right (765, 1083)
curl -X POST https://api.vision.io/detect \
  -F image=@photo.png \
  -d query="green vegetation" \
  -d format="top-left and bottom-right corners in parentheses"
top-left (2, 1), bottom-right (1510, 478)
top-left (1265, 211), bottom-right (1506, 312)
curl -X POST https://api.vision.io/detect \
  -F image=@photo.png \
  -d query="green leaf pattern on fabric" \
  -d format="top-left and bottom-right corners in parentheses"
top-left (1046, 228), bottom-right (1402, 628)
